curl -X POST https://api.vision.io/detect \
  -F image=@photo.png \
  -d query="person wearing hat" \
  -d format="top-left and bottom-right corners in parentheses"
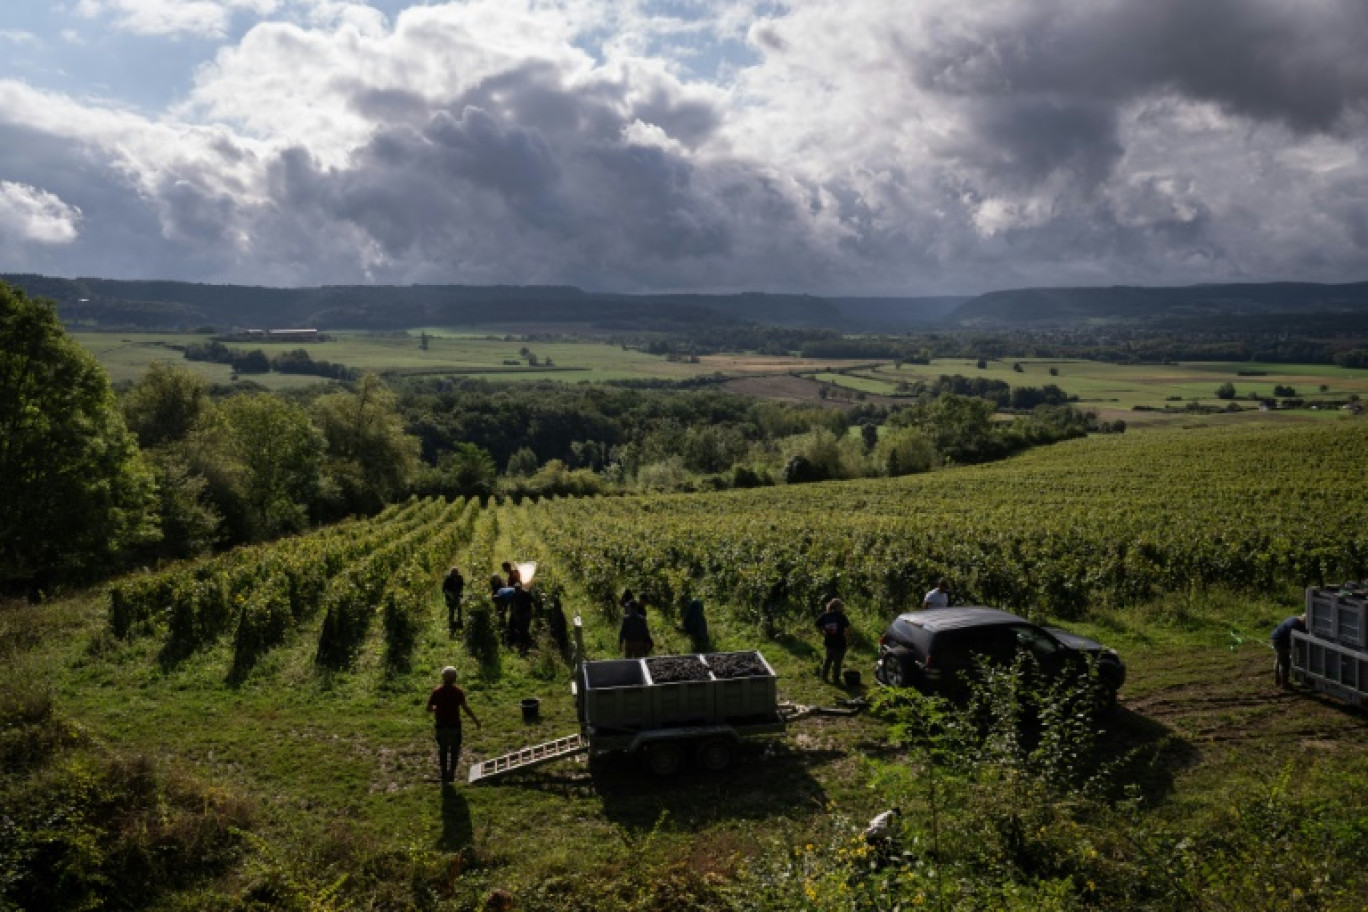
top-left (426, 666), bottom-right (481, 783)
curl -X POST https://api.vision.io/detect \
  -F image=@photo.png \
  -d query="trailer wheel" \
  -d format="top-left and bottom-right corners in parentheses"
top-left (644, 742), bottom-right (684, 776)
top-left (695, 738), bottom-right (735, 773)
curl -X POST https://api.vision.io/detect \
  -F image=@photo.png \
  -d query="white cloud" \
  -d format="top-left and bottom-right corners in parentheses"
top-left (0, 30), bottom-right (41, 46)
top-left (73, 0), bottom-right (282, 38)
top-left (2, 0), bottom-right (1366, 292)
top-left (0, 182), bottom-right (82, 244)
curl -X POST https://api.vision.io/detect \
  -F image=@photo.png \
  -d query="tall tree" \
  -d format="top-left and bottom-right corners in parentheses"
top-left (0, 282), bottom-right (157, 590)
top-left (190, 393), bottom-right (322, 540)
top-left (311, 374), bottom-right (419, 515)
top-left (122, 361), bottom-right (210, 448)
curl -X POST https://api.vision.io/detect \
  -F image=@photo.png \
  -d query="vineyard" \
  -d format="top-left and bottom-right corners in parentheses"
top-left (35, 416), bottom-right (1368, 910)
top-left (108, 497), bottom-right (481, 679)
top-left (516, 420), bottom-right (1368, 631)
top-left (103, 421), bottom-right (1368, 678)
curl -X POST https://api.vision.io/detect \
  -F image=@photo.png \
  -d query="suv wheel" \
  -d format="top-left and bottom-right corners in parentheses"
top-left (880, 654), bottom-right (907, 688)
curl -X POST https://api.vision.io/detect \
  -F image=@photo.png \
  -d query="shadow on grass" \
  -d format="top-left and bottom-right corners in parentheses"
top-left (438, 784), bottom-right (474, 851)
top-left (157, 636), bottom-right (195, 674)
top-left (1098, 705), bottom-right (1199, 806)
top-left (769, 632), bottom-right (819, 663)
top-left (589, 740), bottom-right (836, 835)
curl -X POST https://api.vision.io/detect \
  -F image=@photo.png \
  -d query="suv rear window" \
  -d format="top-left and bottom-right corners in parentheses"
top-left (890, 619), bottom-right (924, 646)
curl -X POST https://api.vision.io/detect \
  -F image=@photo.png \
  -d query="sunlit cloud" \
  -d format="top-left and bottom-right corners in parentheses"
top-left (0, 182), bottom-right (82, 244)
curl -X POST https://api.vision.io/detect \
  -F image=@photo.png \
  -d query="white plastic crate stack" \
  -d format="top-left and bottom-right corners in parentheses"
top-left (1292, 583), bottom-right (1368, 707)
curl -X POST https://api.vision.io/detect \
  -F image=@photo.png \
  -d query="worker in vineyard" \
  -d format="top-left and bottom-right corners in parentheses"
top-left (619, 600), bottom-right (653, 658)
top-left (427, 666), bottom-right (480, 784)
top-left (491, 575), bottom-right (516, 636)
top-left (442, 566), bottom-right (465, 635)
top-left (816, 598), bottom-right (852, 684)
top-left (922, 578), bottom-right (950, 609)
top-left (1271, 613), bottom-right (1307, 689)
top-left (681, 597), bottom-right (709, 653)
top-left (508, 583), bottom-right (534, 653)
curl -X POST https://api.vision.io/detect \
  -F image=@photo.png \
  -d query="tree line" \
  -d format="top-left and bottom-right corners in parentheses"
top-left (3, 280), bottom-right (1119, 596)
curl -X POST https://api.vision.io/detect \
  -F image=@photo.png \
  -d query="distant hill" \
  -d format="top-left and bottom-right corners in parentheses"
top-left (947, 282), bottom-right (1368, 328)
top-left (825, 297), bottom-right (970, 331)
top-left (1, 275), bottom-right (838, 333)
top-left (9, 273), bottom-right (1368, 335)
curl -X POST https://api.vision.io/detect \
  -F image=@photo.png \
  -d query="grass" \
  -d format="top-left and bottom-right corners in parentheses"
top-left (73, 330), bottom-right (881, 388)
top-left (859, 358), bottom-right (1368, 409)
top-left (8, 521), bottom-right (1368, 909)
top-left (74, 331), bottom-right (1368, 426)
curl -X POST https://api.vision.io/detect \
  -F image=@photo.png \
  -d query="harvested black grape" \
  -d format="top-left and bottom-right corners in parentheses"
top-left (705, 652), bottom-right (768, 679)
top-left (647, 655), bottom-right (710, 683)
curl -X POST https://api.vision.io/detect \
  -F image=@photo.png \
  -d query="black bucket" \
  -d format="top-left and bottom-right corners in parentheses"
top-left (842, 670), bottom-right (862, 687)
top-left (520, 697), bottom-right (540, 723)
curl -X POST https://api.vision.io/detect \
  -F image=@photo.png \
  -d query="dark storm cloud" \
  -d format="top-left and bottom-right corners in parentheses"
top-left (950, 98), bottom-right (1123, 192)
top-left (246, 58), bottom-right (778, 284)
top-left (911, 0), bottom-right (1368, 133)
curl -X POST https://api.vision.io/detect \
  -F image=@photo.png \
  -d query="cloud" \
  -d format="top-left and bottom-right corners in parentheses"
top-left (1, 0), bottom-right (1366, 293)
top-left (0, 182), bottom-right (82, 244)
top-left (0, 30), bottom-right (41, 46)
top-left (73, 0), bottom-right (281, 38)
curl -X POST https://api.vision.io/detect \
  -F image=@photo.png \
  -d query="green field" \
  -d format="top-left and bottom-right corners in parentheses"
top-left (71, 331), bottom-right (716, 388)
top-left (829, 357), bottom-right (1368, 412)
top-left (7, 420), bottom-right (1368, 909)
top-left (74, 333), bottom-right (1368, 427)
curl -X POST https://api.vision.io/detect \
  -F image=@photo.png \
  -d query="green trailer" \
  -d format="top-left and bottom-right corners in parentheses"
top-left (573, 651), bottom-right (787, 776)
top-left (468, 620), bottom-right (790, 783)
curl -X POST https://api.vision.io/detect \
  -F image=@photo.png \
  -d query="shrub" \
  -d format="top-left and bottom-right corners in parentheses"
top-left (463, 604), bottom-right (501, 671)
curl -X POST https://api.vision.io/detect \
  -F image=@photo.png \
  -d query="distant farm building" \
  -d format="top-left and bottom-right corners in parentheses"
top-left (224, 328), bottom-right (321, 342)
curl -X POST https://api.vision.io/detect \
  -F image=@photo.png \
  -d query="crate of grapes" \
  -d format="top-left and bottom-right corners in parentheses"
top-left (703, 651), bottom-right (780, 723)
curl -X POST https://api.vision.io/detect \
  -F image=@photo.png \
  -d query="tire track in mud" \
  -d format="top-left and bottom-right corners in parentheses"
top-left (1120, 646), bottom-right (1368, 752)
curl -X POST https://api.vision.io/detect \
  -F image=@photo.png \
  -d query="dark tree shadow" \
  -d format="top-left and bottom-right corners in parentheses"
top-left (591, 740), bottom-right (835, 835)
top-left (1094, 706), bottom-right (1199, 806)
top-left (770, 632), bottom-right (819, 662)
top-left (437, 785), bottom-right (474, 851)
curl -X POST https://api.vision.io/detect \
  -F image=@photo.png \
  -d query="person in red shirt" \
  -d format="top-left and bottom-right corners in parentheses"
top-left (426, 666), bottom-right (481, 783)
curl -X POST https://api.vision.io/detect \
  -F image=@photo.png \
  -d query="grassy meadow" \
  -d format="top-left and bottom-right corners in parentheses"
top-left (6, 420), bottom-right (1368, 909)
top-left (835, 358), bottom-right (1368, 418)
top-left (75, 332), bottom-right (1368, 429)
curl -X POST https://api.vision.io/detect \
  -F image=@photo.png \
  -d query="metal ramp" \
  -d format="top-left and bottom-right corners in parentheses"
top-left (467, 733), bottom-right (587, 784)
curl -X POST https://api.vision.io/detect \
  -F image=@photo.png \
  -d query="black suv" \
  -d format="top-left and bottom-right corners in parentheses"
top-left (874, 607), bottom-right (1126, 704)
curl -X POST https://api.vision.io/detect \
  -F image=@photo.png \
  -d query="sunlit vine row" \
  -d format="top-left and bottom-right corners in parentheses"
top-left (108, 497), bottom-right (478, 675)
top-left (522, 422), bottom-right (1368, 631)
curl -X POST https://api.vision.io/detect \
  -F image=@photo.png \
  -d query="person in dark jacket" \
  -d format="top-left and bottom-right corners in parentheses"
top-left (508, 583), bottom-right (534, 653)
top-left (1271, 613), bottom-right (1306, 688)
top-left (426, 666), bottom-right (480, 783)
top-left (681, 598), bottom-right (709, 653)
top-left (619, 600), bottom-right (653, 658)
top-left (442, 566), bottom-right (465, 635)
top-left (815, 598), bottom-right (852, 683)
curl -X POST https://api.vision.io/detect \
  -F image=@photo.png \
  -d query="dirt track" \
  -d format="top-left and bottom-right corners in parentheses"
top-left (1118, 644), bottom-right (1367, 764)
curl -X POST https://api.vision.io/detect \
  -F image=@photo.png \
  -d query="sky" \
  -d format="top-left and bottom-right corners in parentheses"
top-left (0, 0), bottom-right (1366, 296)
